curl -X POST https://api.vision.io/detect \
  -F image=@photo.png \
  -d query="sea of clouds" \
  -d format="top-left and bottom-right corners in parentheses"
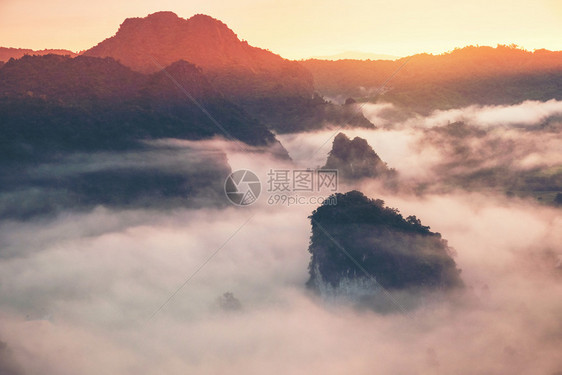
top-left (0, 100), bottom-right (561, 375)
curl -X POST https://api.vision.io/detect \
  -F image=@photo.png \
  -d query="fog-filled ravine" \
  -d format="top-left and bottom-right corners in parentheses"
top-left (0, 99), bottom-right (561, 375)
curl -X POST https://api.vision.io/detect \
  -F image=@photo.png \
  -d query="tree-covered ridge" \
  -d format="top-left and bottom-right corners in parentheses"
top-left (0, 54), bottom-right (279, 162)
top-left (0, 54), bottom-right (144, 103)
top-left (307, 191), bottom-right (463, 292)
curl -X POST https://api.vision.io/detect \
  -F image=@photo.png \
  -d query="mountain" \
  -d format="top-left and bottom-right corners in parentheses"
top-left (82, 11), bottom-right (373, 132)
top-left (0, 47), bottom-right (76, 62)
top-left (0, 54), bottom-right (280, 161)
top-left (322, 133), bottom-right (396, 180)
top-left (0, 54), bottom-right (264, 218)
top-left (83, 12), bottom-right (312, 99)
top-left (307, 191), bottom-right (463, 310)
top-left (302, 45), bottom-right (562, 113)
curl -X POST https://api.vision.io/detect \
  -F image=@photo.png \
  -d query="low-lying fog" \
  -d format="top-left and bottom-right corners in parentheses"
top-left (0, 101), bottom-right (561, 374)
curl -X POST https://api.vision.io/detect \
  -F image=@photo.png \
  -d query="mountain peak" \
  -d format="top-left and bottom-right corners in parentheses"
top-left (146, 11), bottom-right (181, 20)
top-left (189, 13), bottom-right (226, 25)
top-left (84, 12), bottom-right (253, 73)
top-left (323, 133), bottom-right (393, 180)
top-left (140, 12), bottom-right (224, 24)
top-left (83, 12), bottom-right (313, 99)
top-left (117, 11), bottom-right (183, 32)
top-left (126, 12), bottom-right (230, 32)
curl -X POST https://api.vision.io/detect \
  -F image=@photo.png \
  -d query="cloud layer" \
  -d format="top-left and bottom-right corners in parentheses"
top-left (0, 100), bottom-right (561, 374)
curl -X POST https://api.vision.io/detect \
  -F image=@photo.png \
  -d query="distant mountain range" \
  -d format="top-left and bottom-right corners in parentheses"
top-left (0, 47), bottom-right (76, 62)
top-left (2, 13), bottom-right (560, 125)
top-left (303, 45), bottom-right (562, 112)
top-left (309, 51), bottom-right (400, 60)
top-left (1, 13), bottom-right (562, 149)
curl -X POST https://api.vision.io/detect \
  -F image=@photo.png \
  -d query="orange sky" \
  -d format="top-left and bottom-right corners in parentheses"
top-left (1, 0), bottom-right (561, 59)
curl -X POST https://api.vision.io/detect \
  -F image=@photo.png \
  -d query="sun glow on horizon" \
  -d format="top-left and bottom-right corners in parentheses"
top-left (0, 0), bottom-right (561, 60)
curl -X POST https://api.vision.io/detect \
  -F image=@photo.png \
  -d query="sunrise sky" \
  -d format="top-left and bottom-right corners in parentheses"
top-left (1, 0), bottom-right (561, 59)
